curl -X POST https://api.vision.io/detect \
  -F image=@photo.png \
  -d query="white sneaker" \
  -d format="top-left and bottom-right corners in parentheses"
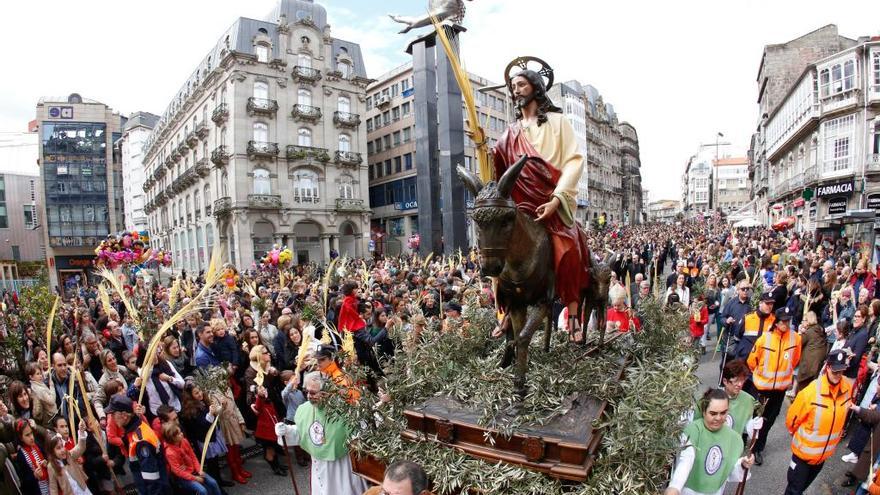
top-left (842, 452), bottom-right (859, 463)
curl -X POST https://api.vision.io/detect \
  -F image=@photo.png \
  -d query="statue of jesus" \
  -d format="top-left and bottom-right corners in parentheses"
top-left (492, 69), bottom-right (592, 340)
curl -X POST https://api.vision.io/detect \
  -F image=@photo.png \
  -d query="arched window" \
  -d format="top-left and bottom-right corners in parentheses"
top-left (253, 81), bottom-right (269, 100)
top-left (339, 62), bottom-right (351, 79)
top-left (337, 96), bottom-right (351, 113)
top-left (193, 192), bottom-right (200, 217)
top-left (253, 122), bottom-right (268, 142)
top-left (220, 172), bottom-right (228, 197)
top-left (298, 54), bottom-right (311, 68)
top-left (204, 184), bottom-right (211, 212)
top-left (298, 128), bottom-right (312, 146)
top-left (255, 44), bottom-right (269, 63)
top-left (253, 168), bottom-right (271, 195)
top-left (298, 89), bottom-right (312, 106)
top-left (293, 170), bottom-right (320, 203)
top-left (338, 134), bottom-right (351, 152)
top-left (338, 175), bottom-right (354, 199)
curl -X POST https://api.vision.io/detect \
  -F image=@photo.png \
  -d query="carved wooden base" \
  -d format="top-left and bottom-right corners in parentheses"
top-left (351, 331), bottom-right (627, 487)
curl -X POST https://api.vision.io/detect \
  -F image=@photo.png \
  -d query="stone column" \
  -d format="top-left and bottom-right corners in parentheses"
top-left (320, 235), bottom-right (331, 264)
top-left (435, 26), bottom-right (468, 254)
top-left (407, 33), bottom-right (442, 256)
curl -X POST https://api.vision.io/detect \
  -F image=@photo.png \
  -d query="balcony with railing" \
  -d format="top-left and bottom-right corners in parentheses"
top-left (213, 197), bottom-right (232, 216)
top-left (185, 132), bottom-right (198, 148)
top-left (336, 198), bottom-right (365, 211)
top-left (176, 141), bottom-right (189, 156)
top-left (804, 165), bottom-right (818, 184)
top-left (248, 194), bottom-right (282, 209)
top-left (155, 190), bottom-right (168, 205)
top-left (866, 154), bottom-right (880, 174)
top-left (247, 141), bottom-right (279, 159)
top-left (195, 157), bottom-right (211, 177)
top-left (211, 103), bottom-right (229, 124)
top-left (292, 66), bottom-right (321, 84)
top-left (291, 104), bottom-right (322, 123)
top-left (334, 150), bottom-right (362, 167)
top-left (247, 97), bottom-right (279, 116)
top-left (211, 145), bottom-right (230, 167)
top-left (790, 172), bottom-right (804, 190)
top-left (195, 122), bottom-right (209, 139)
top-left (169, 148), bottom-right (181, 162)
top-left (333, 111), bottom-right (361, 129)
top-left (286, 145), bottom-right (330, 162)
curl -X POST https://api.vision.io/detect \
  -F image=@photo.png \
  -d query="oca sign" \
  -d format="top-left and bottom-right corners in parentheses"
top-left (48, 106), bottom-right (74, 119)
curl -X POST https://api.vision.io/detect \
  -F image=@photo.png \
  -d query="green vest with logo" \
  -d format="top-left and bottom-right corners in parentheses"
top-left (294, 401), bottom-right (350, 461)
top-left (695, 391), bottom-right (756, 438)
top-left (682, 419), bottom-right (743, 493)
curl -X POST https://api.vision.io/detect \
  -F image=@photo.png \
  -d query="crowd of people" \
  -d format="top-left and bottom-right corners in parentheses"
top-left (0, 216), bottom-right (879, 495)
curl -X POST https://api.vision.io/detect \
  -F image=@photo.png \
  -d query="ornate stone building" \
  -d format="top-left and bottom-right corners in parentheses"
top-left (142, 0), bottom-right (372, 271)
top-left (548, 81), bottom-right (643, 227)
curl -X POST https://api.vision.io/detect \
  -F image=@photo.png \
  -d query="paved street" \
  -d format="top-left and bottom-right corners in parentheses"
top-left (694, 338), bottom-right (856, 495)
top-left (224, 442), bottom-right (311, 495)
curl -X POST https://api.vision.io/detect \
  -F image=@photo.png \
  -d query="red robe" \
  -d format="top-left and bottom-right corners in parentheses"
top-left (338, 294), bottom-right (365, 333)
top-left (493, 123), bottom-right (591, 305)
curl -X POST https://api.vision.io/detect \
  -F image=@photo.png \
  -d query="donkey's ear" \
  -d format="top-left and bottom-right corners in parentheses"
top-left (456, 164), bottom-right (483, 197)
top-left (497, 154), bottom-right (529, 198)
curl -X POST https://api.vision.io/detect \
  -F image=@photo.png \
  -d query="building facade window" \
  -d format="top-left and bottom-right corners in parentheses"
top-left (338, 96), bottom-right (350, 113)
top-left (338, 62), bottom-right (351, 78)
top-left (298, 89), bottom-right (311, 106)
top-left (253, 122), bottom-right (268, 142)
top-left (254, 81), bottom-right (269, 100)
top-left (339, 176), bottom-right (354, 199)
top-left (255, 44), bottom-right (270, 63)
top-left (253, 168), bottom-right (271, 194)
top-left (298, 54), bottom-right (311, 68)
top-left (822, 114), bottom-right (855, 173)
top-left (297, 128), bottom-right (312, 146)
top-left (338, 134), bottom-right (351, 152)
top-left (293, 170), bottom-right (320, 203)
top-left (873, 51), bottom-right (880, 91)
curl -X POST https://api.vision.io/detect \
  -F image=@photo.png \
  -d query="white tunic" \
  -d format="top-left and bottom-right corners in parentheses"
top-left (275, 422), bottom-right (369, 495)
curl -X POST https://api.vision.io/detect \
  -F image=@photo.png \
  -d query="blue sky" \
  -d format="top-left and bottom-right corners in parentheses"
top-left (1, 0), bottom-right (877, 200)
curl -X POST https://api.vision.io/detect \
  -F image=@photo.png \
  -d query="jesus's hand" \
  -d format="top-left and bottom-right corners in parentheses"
top-left (535, 196), bottom-right (561, 222)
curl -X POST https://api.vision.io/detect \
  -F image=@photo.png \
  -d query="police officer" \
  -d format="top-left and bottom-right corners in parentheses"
top-left (731, 291), bottom-right (776, 364)
top-left (783, 349), bottom-right (852, 495)
top-left (106, 395), bottom-right (168, 495)
top-left (746, 305), bottom-right (801, 466)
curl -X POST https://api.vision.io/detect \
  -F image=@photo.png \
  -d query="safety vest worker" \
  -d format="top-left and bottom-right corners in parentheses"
top-left (746, 306), bottom-right (801, 466)
top-left (107, 395), bottom-right (168, 495)
top-left (783, 349), bottom-right (853, 495)
top-left (732, 292), bottom-right (776, 361)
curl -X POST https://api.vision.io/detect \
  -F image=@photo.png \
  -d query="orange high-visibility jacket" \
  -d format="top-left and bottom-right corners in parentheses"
top-left (747, 326), bottom-right (801, 391)
top-left (786, 373), bottom-right (852, 464)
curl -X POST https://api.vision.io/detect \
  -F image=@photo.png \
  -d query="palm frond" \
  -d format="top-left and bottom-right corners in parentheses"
top-left (97, 267), bottom-right (140, 327)
top-left (138, 246), bottom-right (222, 403)
top-left (97, 285), bottom-right (113, 316)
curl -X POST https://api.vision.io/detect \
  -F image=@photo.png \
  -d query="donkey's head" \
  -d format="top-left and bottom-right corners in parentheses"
top-left (457, 154), bottom-right (528, 277)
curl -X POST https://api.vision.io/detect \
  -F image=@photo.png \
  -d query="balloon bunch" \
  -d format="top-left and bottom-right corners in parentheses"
top-left (222, 265), bottom-right (240, 293)
top-left (261, 246), bottom-right (293, 269)
top-left (149, 249), bottom-right (173, 267)
top-left (94, 231), bottom-right (151, 269)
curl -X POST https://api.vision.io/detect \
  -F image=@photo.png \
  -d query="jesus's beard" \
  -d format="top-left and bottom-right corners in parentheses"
top-left (515, 93), bottom-right (535, 109)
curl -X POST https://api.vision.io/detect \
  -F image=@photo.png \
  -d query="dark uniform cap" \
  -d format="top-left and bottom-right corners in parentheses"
top-left (826, 349), bottom-right (850, 371)
top-left (774, 306), bottom-right (793, 322)
top-left (760, 291), bottom-right (775, 302)
top-left (445, 302), bottom-right (462, 313)
top-left (106, 395), bottom-right (134, 414)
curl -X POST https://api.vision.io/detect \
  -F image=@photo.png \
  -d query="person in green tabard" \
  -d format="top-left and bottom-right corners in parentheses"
top-left (666, 388), bottom-right (755, 495)
top-left (274, 371), bottom-right (368, 495)
top-left (694, 360), bottom-right (763, 443)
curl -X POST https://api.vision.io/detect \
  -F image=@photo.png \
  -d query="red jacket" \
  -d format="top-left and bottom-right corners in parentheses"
top-left (253, 395), bottom-right (280, 442)
top-left (605, 307), bottom-right (641, 332)
top-left (163, 437), bottom-right (200, 481)
top-left (850, 272), bottom-right (876, 297)
top-left (689, 305), bottom-right (709, 338)
top-left (337, 294), bottom-right (365, 332)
